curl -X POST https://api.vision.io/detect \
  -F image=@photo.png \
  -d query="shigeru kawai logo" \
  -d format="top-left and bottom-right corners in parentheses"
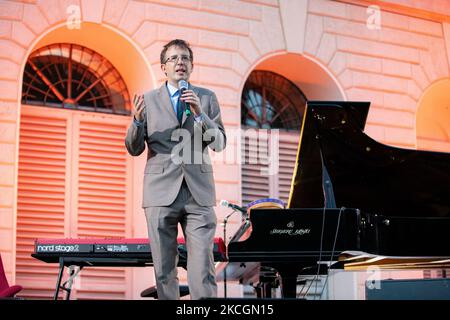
top-left (269, 221), bottom-right (311, 236)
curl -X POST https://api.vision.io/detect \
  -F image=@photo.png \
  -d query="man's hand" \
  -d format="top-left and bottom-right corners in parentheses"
top-left (181, 90), bottom-right (202, 116)
top-left (133, 94), bottom-right (145, 122)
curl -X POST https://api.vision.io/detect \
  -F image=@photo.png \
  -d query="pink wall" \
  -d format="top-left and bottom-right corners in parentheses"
top-left (0, 0), bottom-right (449, 298)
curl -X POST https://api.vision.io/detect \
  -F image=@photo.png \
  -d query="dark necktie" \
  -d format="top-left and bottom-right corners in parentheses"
top-left (176, 93), bottom-right (183, 125)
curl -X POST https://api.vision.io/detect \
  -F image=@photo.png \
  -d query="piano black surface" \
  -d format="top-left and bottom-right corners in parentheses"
top-left (219, 100), bottom-right (450, 298)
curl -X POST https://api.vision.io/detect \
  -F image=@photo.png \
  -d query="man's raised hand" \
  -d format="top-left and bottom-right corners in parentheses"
top-left (133, 94), bottom-right (145, 122)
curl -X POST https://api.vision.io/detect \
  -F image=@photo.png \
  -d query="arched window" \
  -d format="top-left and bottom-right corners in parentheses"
top-left (241, 71), bottom-right (307, 206)
top-left (22, 44), bottom-right (130, 115)
top-left (241, 70), bottom-right (307, 130)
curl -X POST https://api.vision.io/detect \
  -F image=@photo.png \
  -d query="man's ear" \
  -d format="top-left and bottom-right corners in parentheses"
top-left (161, 64), bottom-right (167, 76)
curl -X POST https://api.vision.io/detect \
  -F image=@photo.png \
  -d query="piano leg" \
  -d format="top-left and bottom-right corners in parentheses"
top-left (255, 285), bottom-right (262, 298)
top-left (263, 282), bottom-right (272, 298)
top-left (280, 275), bottom-right (297, 298)
top-left (254, 281), bottom-right (272, 298)
top-left (273, 264), bottom-right (300, 299)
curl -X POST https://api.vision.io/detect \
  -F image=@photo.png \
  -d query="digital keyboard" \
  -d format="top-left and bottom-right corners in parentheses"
top-left (32, 237), bottom-right (226, 300)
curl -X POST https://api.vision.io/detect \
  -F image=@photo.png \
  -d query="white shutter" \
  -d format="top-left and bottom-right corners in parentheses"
top-left (241, 128), bottom-right (299, 206)
top-left (278, 131), bottom-right (300, 204)
top-left (241, 129), bottom-right (270, 206)
top-left (73, 115), bottom-right (129, 300)
top-left (16, 110), bottom-right (69, 298)
top-left (16, 107), bottom-right (131, 299)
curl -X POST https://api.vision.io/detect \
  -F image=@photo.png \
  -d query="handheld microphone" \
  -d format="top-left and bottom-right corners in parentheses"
top-left (220, 200), bottom-right (247, 215)
top-left (178, 80), bottom-right (191, 116)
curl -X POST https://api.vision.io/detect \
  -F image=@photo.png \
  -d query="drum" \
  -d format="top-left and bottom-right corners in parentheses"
top-left (246, 198), bottom-right (285, 215)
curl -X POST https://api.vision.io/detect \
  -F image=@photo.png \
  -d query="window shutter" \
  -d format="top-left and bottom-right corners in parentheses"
top-left (72, 115), bottom-right (129, 299)
top-left (278, 131), bottom-right (300, 204)
top-left (16, 110), bottom-right (69, 298)
top-left (241, 129), bottom-right (270, 206)
top-left (241, 129), bottom-right (299, 207)
top-left (16, 107), bottom-right (131, 299)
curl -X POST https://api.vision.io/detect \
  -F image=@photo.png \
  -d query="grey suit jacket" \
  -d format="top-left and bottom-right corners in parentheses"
top-left (125, 83), bottom-right (226, 208)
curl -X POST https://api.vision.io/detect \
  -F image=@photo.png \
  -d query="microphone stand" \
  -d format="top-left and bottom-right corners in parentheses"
top-left (222, 208), bottom-right (239, 299)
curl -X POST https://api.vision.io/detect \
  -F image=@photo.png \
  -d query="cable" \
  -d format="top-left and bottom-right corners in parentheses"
top-left (302, 166), bottom-right (329, 299)
top-left (297, 265), bottom-right (318, 298)
top-left (303, 207), bottom-right (345, 299)
top-left (303, 205), bottom-right (327, 299)
top-left (319, 206), bottom-right (345, 300)
top-left (301, 208), bottom-right (327, 298)
top-left (303, 130), bottom-right (334, 299)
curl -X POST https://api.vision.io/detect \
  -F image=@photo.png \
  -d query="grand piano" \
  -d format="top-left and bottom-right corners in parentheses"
top-left (217, 101), bottom-right (450, 299)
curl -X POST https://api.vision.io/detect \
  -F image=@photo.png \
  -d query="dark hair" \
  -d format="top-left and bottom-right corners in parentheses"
top-left (160, 39), bottom-right (193, 64)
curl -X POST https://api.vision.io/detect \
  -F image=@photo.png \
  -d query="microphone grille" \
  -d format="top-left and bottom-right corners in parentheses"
top-left (178, 80), bottom-right (188, 90)
top-left (219, 199), bottom-right (229, 207)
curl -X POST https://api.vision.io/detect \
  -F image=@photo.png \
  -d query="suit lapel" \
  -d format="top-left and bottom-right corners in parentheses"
top-left (157, 84), bottom-right (179, 124)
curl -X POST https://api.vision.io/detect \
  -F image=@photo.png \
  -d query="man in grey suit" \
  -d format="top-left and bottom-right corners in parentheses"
top-left (125, 39), bottom-right (226, 300)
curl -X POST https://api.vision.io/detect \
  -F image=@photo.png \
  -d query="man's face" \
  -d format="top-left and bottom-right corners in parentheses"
top-left (161, 45), bottom-right (193, 87)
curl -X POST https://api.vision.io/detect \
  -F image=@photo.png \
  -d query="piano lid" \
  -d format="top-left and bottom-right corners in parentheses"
top-left (288, 101), bottom-right (450, 218)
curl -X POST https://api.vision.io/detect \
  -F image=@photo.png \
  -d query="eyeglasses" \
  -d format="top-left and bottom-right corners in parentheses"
top-left (164, 55), bottom-right (192, 64)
